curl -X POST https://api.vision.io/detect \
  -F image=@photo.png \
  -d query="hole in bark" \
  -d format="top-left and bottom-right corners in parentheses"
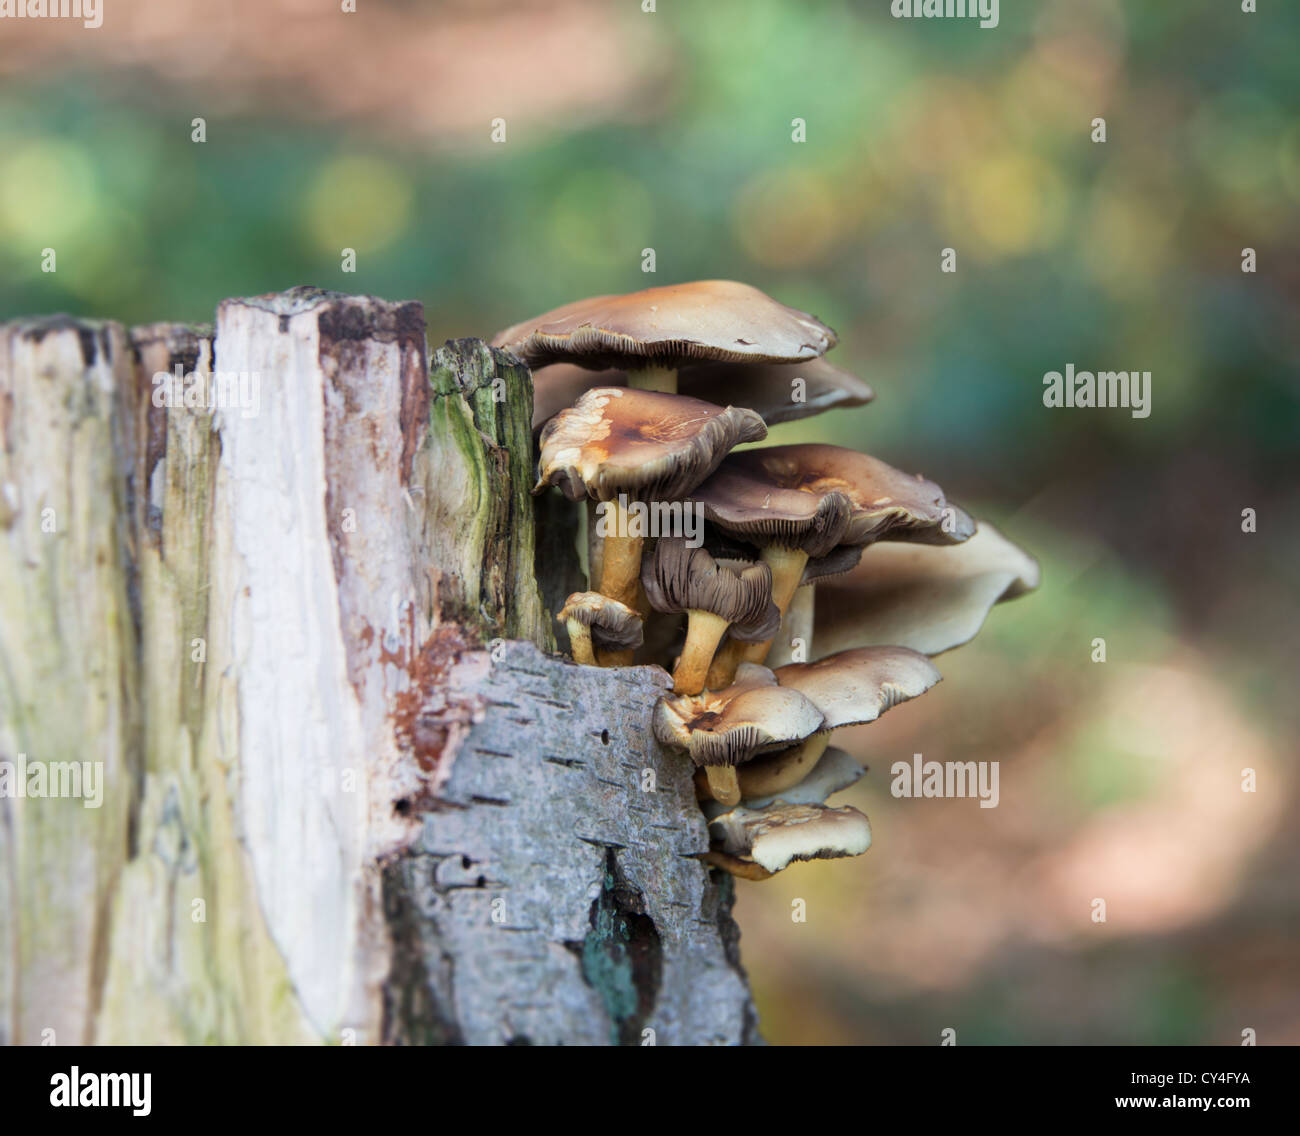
top-left (461, 855), bottom-right (473, 869)
top-left (573, 849), bottom-right (663, 1045)
top-left (601, 729), bottom-right (610, 745)
top-left (394, 798), bottom-right (411, 817)
top-left (506, 1035), bottom-right (533, 1046)
top-left (476, 875), bottom-right (486, 888)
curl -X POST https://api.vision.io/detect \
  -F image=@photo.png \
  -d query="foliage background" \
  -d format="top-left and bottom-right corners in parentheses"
top-left (1, 0), bottom-right (1296, 1043)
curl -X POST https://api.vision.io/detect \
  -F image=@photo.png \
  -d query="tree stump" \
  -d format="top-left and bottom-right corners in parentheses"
top-left (0, 288), bottom-right (759, 1046)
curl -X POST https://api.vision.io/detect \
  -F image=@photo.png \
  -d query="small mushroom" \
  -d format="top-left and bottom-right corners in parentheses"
top-left (640, 538), bottom-right (778, 695)
top-left (695, 444), bottom-right (971, 682)
top-left (814, 520), bottom-right (1041, 657)
top-left (740, 745), bottom-right (865, 810)
top-left (773, 645), bottom-right (942, 729)
top-left (493, 279), bottom-right (838, 394)
top-left (534, 387), bottom-right (765, 608)
top-left (654, 667), bottom-right (824, 806)
top-left (708, 803), bottom-right (873, 875)
top-left (556, 591), bottom-right (643, 667)
top-left (530, 355), bottom-right (872, 432)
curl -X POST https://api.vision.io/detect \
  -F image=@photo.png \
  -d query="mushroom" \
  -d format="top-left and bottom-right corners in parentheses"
top-left (493, 279), bottom-right (838, 395)
top-left (640, 538), bottom-right (778, 695)
top-left (530, 355), bottom-right (873, 433)
top-left (707, 803), bottom-right (873, 875)
top-left (654, 665), bottom-right (824, 806)
top-left (740, 745), bottom-right (864, 810)
top-left (534, 387), bottom-right (766, 608)
top-left (730, 645), bottom-right (940, 800)
top-left (814, 520), bottom-right (1041, 657)
top-left (556, 591), bottom-right (643, 667)
top-left (695, 444), bottom-right (973, 683)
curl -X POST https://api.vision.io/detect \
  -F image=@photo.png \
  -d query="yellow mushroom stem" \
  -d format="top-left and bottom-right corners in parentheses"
top-left (694, 851), bottom-right (774, 882)
top-left (703, 765), bottom-right (741, 807)
top-left (565, 620), bottom-right (597, 666)
top-left (736, 731), bottom-right (829, 798)
top-left (626, 365), bottom-right (678, 394)
top-left (597, 496), bottom-right (643, 609)
top-left (672, 609), bottom-right (731, 696)
top-left (704, 545), bottom-right (810, 687)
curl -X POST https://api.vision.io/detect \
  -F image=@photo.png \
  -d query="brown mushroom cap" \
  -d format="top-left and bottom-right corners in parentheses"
top-left (691, 464), bottom-right (854, 559)
top-left (773, 645), bottom-right (942, 729)
top-left (708, 802), bottom-right (872, 873)
top-left (530, 355), bottom-right (872, 432)
top-left (556, 591), bottom-right (644, 652)
top-left (653, 667), bottom-right (824, 767)
top-left (698, 444), bottom-right (973, 552)
top-left (535, 387), bottom-right (766, 503)
top-left (740, 745), bottom-right (864, 810)
top-left (492, 280), bottom-right (838, 371)
top-left (814, 520), bottom-right (1040, 657)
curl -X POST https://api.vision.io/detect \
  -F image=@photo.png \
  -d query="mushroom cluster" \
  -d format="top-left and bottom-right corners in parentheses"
top-left (494, 280), bottom-right (1038, 881)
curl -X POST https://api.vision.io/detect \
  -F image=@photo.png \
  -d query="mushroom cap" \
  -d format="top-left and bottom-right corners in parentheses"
top-left (641, 538), bottom-right (777, 628)
top-left (741, 745), bottom-right (864, 810)
top-left (814, 520), bottom-right (1040, 657)
top-left (773, 645), bottom-right (941, 729)
top-left (556, 591), bottom-right (644, 652)
top-left (708, 803), bottom-right (872, 873)
top-left (691, 463), bottom-right (854, 559)
top-left (535, 387), bottom-right (766, 503)
top-left (696, 445), bottom-right (971, 555)
top-left (529, 355), bottom-right (872, 432)
top-left (492, 280), bottom-right (838, 371)
top-left (800, 542), bottom-right (865, 584)
top-left (653, 667), bottom-right (824, 767)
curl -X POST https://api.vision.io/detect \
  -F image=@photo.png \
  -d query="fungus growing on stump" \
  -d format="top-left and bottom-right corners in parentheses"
top-left (556, 591), bottom-right (643, 667)
top-left (734, 645), bottom-right (941, 801)
top-left (493, 279), bottom-right (838, 394)
top-left (708, 803), bottom-right (873, 875)
top-left (534, 387), bottom-right (765, 608)
top-left (696, 444), bottom-right (973, 684)
top-left (654, 665), bottom-right (823, 806)
top-left (640, 537), bottom-right (778, 695)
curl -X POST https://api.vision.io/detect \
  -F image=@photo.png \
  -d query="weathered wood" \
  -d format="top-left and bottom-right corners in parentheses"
top-left (0, 319), bottom-right (138, 1045)
top-left (0, 289), bottom-right (759, 1045)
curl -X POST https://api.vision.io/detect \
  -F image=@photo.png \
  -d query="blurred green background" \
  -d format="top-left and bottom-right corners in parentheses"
top-left (2, 0), bottom-right (1296, 1043)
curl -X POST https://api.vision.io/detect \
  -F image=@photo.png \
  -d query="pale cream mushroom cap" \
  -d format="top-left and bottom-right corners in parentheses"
top-left (708, 803), bottom-right (872, 873)
top-left (814, 521), bottom-right (1040, 657)
top-left (773, 645), bottom-right (942, 729)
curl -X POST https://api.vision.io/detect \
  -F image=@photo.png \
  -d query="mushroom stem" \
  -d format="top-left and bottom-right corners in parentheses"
top-left (705, 546), bottom-right (810, 686)
top-left (597, 497), bottom-right (643, 608)
top-left (672, 609), bottom-right (731, 696)
top-left (737, 730), bottom-right (830, 798)
top-left (694, 851), bottom-right (774, 882)
top-left (566, 620), bottom-right (597, 666)
top-left (626, 364), bottom-right (678, 394)
top-left (704, 765), bottom-right (741, 806)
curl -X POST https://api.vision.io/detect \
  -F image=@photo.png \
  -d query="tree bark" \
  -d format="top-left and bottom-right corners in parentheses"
top-left (0, 288), bottom-right (759, 1046)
